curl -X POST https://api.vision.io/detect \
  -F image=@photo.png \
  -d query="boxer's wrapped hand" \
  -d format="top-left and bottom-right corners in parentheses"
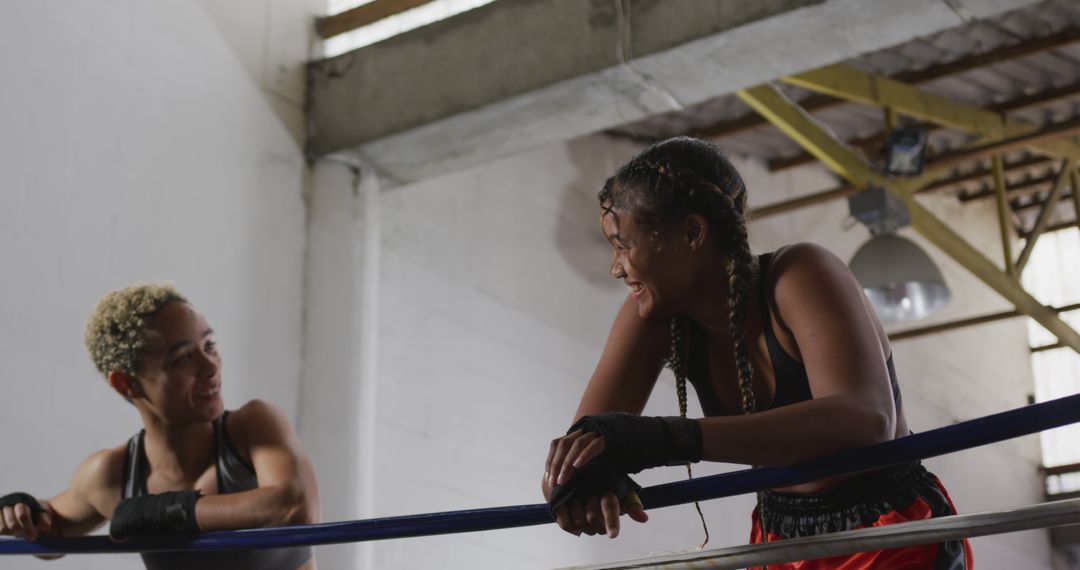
top-left (550, 413), bottom-right (702, 481)
top-left (0, 492), bottom-right (52, 541)
top-left (110, 491), bottom-right (201, 540)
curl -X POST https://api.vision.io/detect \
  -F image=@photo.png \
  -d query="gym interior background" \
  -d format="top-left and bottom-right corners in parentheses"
top-left (1, 0), bottom-right (1078, 568)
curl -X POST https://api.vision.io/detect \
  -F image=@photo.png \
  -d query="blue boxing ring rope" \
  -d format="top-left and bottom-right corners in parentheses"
top-left (3, 392), bottom-right (1080, 556)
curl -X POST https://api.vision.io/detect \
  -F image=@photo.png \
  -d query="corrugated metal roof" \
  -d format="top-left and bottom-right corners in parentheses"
top-left (607, 0), bottom-right (1080, 232)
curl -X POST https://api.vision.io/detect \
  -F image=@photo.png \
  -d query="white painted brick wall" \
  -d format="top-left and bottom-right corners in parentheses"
top-left (0, 1), bottom-right (318, 568)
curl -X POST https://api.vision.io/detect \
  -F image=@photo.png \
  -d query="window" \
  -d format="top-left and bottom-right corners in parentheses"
top-left (325, 0), bottom-right (499, 57)
top-left (1022, 227), bottom-right (1080, 495)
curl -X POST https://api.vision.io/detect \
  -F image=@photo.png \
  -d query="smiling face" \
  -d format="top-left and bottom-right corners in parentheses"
top-left (602, 208), bottom-right (702, 319)
top-left (124, 301), bottom-right (225, 425)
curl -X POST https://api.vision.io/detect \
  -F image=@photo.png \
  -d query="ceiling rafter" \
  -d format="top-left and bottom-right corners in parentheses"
top-left (768, 78), bottom-right (1080, 172)
top-left (960, 169), bottom-right (1062, 202)
top-left (751, 116), bottom-right (1080, 218)
top-left (734, 82), bottom-right (1080, 355)
top-left (692, 26), bottom-right (1080, 142)
top-left (915, 155), bottom-right (1053, 195)
top-left (1016, 159), bottom-right (1073, 272)
top-left (780, 64), bottom-right (1075, 153)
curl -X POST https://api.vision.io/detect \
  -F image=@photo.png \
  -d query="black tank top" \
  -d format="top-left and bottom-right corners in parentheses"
top-left (121, 411), bottom-right (313, 570)
top-left (687, 252), bottom-right (902, 416)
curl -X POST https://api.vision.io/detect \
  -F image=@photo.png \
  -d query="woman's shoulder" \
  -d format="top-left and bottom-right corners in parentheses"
top-left (769, 242), bottom-right (842, 269)
top-left (223, 399), bottom-right (298, 452)
top-left (765, 242), bottom-right (864, 314)
top-left (68, 444), bottom-right (127, 506)
top-left (768, 243), bottom-right (851, 284)
top-left (229, 399), bottom-right (288, 424)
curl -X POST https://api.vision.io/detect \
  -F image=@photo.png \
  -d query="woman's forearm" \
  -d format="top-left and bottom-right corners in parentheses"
top-left (699, 394), bottom-right (893, 466)
top-left (194, 485), bottom-right (315, 531)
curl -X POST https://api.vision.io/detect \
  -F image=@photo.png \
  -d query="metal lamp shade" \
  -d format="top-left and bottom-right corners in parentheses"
top-left (849, 233), bottom-right (951, 323)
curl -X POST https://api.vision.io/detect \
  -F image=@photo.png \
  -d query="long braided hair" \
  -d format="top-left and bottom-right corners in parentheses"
top-left (598, 137), bottom-right (759, 544)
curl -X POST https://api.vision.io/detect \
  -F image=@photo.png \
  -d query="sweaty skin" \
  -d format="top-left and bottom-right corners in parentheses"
top-left (543, 209), bottom-right (906, 538)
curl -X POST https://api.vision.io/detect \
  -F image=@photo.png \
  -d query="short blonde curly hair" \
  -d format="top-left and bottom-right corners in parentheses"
top-left (84, 283), bottom-right (187, 378)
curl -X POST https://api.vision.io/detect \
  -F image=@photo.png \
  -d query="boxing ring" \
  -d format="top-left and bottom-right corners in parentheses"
top-left (3, 392), bottom-right (1080, 568)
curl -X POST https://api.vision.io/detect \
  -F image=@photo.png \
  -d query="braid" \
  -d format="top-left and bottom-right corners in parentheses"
top-left (713, 176), bottom-right (765, 524)
top-left (715, 194), bottom-right (757, 414)
top-left (666, 315), bottom-right (709, 549)
top-left (668, 316), bottom-right (690, 418)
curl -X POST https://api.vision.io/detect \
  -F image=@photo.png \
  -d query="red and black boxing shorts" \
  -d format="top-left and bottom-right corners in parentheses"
top-left (749, 461), bottom-right (973, 569)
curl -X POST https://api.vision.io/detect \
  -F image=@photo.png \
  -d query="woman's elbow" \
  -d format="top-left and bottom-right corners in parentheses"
top-left (855, 406), bottom-right (894, 447)
top-left (284, 500), bottom-right (317, 527)
top-left (271, 485), bottom-right (318, 527)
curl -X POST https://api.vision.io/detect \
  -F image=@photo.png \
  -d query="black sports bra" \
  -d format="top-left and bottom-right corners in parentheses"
top-left (686, 252), bottom-right (902, 416)
top-left (121, 411), bottom-right (313, 570)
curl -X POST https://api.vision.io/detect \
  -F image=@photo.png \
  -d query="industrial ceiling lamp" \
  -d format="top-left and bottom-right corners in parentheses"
top-left (848, 187), bottom-right (951, 323)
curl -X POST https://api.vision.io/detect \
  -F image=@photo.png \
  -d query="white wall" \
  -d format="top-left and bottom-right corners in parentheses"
top-left (302, 133), bottom-right (1051, 569)
top-left (0, 1), bottom-right (319, 568)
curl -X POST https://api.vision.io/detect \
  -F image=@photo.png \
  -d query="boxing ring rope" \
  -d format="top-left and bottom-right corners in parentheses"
top-left (2, 392), bottom-right (1079, 557)
top-left (562, 497), bottom-right (1080, 570)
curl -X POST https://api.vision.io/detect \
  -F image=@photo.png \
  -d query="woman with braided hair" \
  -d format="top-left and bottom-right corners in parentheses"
top-left (542, 137), bottom-right (972, 568)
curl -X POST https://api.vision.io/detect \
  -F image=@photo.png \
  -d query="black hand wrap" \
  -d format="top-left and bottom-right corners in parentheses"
top-left (109, 491), bottom-right (201, 540)
top-left (0, 493), bottom-right (45, 522)
top-left (571, 412), bottom-right (703, 474)
top-left (547, 459), bottom-right (641, 520)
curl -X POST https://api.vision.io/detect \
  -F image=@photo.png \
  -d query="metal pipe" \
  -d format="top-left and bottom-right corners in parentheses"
top-left (566, 498), bottom-right (1080, 570)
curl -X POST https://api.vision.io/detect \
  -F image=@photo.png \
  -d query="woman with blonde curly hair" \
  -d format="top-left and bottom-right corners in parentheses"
top-left (542, 137), bottom-right (972, 569)
top-left (0, 283), bottom-right (319, 569)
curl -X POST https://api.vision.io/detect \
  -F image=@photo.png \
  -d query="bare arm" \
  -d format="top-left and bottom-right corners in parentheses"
top-left (543, 295), bottom-right (669, 537)
top-left (574, 295), bottom-right (670, 420)
top-left (193, 399), bottom-right (320, 531)
top-left (698, 243), bottom-right (896, 465)
top-left (0, 448), bottom-right (121, 561)
top-left (43, 466), bottom-right (110, 538)
top-left (549, 294), bottom-right (669, 486)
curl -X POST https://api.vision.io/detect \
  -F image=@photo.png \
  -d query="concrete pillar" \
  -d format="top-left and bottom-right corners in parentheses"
top-left (297, 156), bottom-right (381, 569)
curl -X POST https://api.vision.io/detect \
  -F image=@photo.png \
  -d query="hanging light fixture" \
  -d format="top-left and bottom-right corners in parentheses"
top-left (884, 128), bottom-right (928, 176)
top-left (848, 186), bottom-right (951, 322)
